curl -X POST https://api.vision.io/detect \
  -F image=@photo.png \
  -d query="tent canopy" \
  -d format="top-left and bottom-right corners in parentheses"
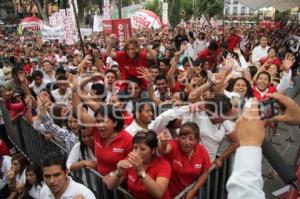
top-left (238, 0), bottom-right (300, 12)
top-left (20, 16), bottom-right (41, 24)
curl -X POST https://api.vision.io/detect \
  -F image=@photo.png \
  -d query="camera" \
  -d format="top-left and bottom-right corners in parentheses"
top-left (259, 99), bottom-right (282, 120)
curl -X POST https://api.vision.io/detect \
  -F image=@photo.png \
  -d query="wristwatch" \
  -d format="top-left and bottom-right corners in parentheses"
top-left (138, 170), bottom-right (147, 179)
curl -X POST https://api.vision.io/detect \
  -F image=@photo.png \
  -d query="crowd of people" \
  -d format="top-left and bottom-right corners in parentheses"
top-left (0, 19), bottom-right (299, 199)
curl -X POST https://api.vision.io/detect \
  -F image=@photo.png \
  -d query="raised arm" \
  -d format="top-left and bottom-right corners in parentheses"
top-left (276, 54), bottom-right (294, 93)
top-left (106, 34), bottom-right (118, 58)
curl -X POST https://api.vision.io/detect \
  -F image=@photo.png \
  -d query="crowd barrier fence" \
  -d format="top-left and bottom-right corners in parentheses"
top-left (0, 102), bottom-right (233, 199)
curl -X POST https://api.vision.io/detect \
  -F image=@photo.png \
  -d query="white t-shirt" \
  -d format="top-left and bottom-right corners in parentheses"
top-left (125, 120), bottom-right (146, 136)
top-left (40, 177), bottom-right (96, 199)
top-left (251, 45), bottom-right (270, 64)
top-left (66, 143), bottom-right (96, 170)
top-left (51, 88), bottom-right (72, 105)
top-left (0, 155), bottom-right (11, 190)
top-left (28, 183), bottom-right (44, 199)
top-left (183, 111), bottom-right (235, 161)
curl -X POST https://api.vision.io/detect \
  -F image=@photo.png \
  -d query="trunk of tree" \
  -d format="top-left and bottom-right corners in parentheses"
top-left (34, 0), bottom-right (49, 22)
top-left (77, 0), bottom-right (85, 26)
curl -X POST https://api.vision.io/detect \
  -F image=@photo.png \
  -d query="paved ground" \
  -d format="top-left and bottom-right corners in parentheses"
top-left (263, 77), bottom-right (300, 199)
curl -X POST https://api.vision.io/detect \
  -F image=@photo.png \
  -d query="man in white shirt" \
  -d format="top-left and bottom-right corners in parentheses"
top-left (51, 75), bottom-right (72, 105)
top-left (125, 103), bottom-right (153, 136)
top-left (30, 70), bottom-right (47, 95)
top-left (40, 152), bottom-right (96, 199)
top-left (251, 36), bottom-right (270, 65)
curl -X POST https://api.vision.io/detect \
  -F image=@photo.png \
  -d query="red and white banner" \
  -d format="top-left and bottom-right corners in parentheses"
top-left (130, 9), bottom-right (163, 30)
top-left (103, 19), bottom-right (132, 49)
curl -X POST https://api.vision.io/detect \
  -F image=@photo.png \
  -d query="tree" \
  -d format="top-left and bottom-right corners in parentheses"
top-left (145, 0), bottom-right (162, 17)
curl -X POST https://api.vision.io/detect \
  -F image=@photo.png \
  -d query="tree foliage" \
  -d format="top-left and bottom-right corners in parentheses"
top-left (145, 0), bottom-right (162, 17)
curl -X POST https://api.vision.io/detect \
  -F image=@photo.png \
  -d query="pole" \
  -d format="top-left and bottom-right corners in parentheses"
top-left (118, 0), bottom-right (122, 19)
top-left (70, 0), bottom-right (86, 56)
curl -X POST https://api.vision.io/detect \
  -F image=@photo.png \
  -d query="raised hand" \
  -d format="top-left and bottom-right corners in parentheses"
top-left (223, 53), bottom-right (235, 71)
top-left (282, 53), bottom-right (295, 72)
top-left (137, 67), bottom-right (153, 83)
top-left (189, 101), bottom-right (206, 113)
top-left (157, 131), bottom-right (171, 147)
top-left (128, 151), bottom-right (144, 173)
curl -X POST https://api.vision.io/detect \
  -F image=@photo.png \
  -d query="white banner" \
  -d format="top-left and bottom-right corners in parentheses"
top-left (42, 24), bottom-right (64, 42)
top-left (80, 28), bottom-right (93, 38)
top-left (162, 1), bottom-right (168, 24)
top-left (93, 15), bottom-right (103, 32)
top-left (103, 0), bottom-right (111, 20)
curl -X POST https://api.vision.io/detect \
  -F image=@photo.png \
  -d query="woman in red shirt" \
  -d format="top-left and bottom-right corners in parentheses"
top-left (158, 122), bottom-right (211, 199)
top-left (259, 47), bottom-right (281, 67)
top-left (103, 131), bottom-right (172, 199)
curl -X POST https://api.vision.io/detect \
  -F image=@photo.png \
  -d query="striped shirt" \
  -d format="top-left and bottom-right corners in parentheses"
top-left (40, 113), bottom-right (79, 152)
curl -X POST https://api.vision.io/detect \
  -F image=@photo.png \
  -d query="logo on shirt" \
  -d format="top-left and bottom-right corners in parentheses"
top-left (128, 175), bottom-right (136, 182)
top-left (194, 163), bottom-right (203, 169)
top-left (173, 160), bottom-right (183, 167)
top-left (112, 148), bottom-right (125, 153)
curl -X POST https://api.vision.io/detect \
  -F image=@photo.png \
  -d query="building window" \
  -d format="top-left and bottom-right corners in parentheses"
top-left (233, 7), bottom-right (238, 15)
top-left (225, 0), bottom-right (231, 4)
top-left (225, 7), bottom-right (229, 15)
top-left (241, 6), bottom-right (246, 15)
top-left (233, 0), bottom-right (239, 4)
top-left (249, 8), bottom-right (254, 15)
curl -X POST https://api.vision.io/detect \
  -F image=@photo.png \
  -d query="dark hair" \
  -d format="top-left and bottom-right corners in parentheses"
top-left (56, 74), bottom-right (67, 81)
top-left (55, 67), bottom-right (66, 76)
top-left (11, 154), bottom-right (29, 174)
top-left (179, 122), bottom-right (200, 141)
top-left (31, 70), bottom-right (43, 79)
top-left (227, 77), bottom-right (253, 98)
top-left (205, 94), bottom-right (232, 116)
top-left (41, 152), bottom-right (67, 171)
top-left (42, 60), bottom-right (52, 65)
top-left (155, 74), bottom-right (168, 84)
top-left (267, 47), bottom-right (275, 53)
top-left (208, 42), bottom-right (218, 51)
top-left (248, 66), bottom-right (258, 79)
top-left (91, 83), bottom-right (105, 96)
top-left (149, 65), bottom-right (160, 72)
top-left (79, 126), bottom-right (91, 160)
top-left (199, 70), bottom-right (208, 79)
top-left (51, 104), bottom-right (68, 127)
top-left (105, 69), bottom-right (117, 79)
top-left (133, 130), bottom-right (158, 149)
top-left (94, 104), bottom-right (124, 132)
top-left (21, 164), bottom-right (43, 199)
top-left (12, 66), bottom-right (22, 76)
top-left (39, 88), bottom-right (55, 102)
top-left (133, 101), bottom-right (154, 119)
top-left (256, 71), bottom-right (271, 83)
top-left (182, 57), bottom-right (194, 66)
top-left (159, 57), bottom-right (171, 66)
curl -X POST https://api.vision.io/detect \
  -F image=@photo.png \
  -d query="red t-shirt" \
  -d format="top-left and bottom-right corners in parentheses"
top-left (196, 48), bottom-right (219, 70)
top-left (259, 57), bottom-right (281, 67)
top-left (227, 34), bottom-right (241, 50)
top-left (127, 156), bottom-right (172, 199)
top-left (114, 51), bottom-right (148, 83)
top-left (165, 140), bottom-right (211, 197)
top-left (93, 128), bottom-right (132, 175)
top-left (252, 85), bottom-right (277, 101)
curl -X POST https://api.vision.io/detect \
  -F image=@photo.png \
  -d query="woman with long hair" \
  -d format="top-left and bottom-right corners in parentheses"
top-left (19, 164), bottom-right (43, 199)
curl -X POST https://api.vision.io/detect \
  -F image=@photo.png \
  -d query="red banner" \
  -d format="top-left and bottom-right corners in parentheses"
top-left (103, 18), bottom-right (132, 49)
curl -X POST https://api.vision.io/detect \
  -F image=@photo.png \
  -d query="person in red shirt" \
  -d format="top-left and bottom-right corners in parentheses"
top-left (259, 47), bottom-right (281, 67)
top-left (103, 131), bottom-right (172, 199)
top-left (106, 35), bottom-right (156, 87)
top-left (227, 27), bottom-right (241, 51)
top-left (158, 122), bottom-right (211, 199)
top-left (195, 42), bottom-right (219, 71)
top-left (72, 85), bottom-right (133, 176)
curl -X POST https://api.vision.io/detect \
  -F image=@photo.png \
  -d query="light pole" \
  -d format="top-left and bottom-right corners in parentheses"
top-left (118, 0), bottom-right (122, 18)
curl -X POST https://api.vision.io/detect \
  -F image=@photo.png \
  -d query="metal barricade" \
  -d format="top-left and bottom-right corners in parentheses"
top-left (0, 104), bottom-right (134, 199)
top-left (174, 157), bottom-right (234, 199)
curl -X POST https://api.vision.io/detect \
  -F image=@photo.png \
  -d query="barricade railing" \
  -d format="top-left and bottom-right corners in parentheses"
top-left (0, 103), bottom-right (134, 199)
top-left (174, 156), bottom-right (233, 199)
top-left (0, 102), bottom-right (233, 199)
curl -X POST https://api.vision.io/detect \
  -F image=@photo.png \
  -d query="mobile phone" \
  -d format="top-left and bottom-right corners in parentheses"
top-left (259, 99), bottom-right (282, 120)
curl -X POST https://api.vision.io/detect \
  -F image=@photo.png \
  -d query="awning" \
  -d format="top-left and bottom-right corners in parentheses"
top-left (238, 0), bottom-right (300, 12)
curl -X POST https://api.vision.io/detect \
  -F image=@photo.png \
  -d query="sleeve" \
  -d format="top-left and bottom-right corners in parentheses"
top-left (40, 113), bottom-right (69, 140)
top-left (276, 69), bottom-right (292, 94)
top-left (66, 143), bottom-right (81, 170)
top-left (223, 120), bottom-right (235, 135)
top-left (32, 118), bottom-right (46, 132)
top-left (149, 106), bottom-right (190, 134)
top-left (238, 54), bottom-right (248, 69)
top-left (226, 146), bottom-right (265, 199)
